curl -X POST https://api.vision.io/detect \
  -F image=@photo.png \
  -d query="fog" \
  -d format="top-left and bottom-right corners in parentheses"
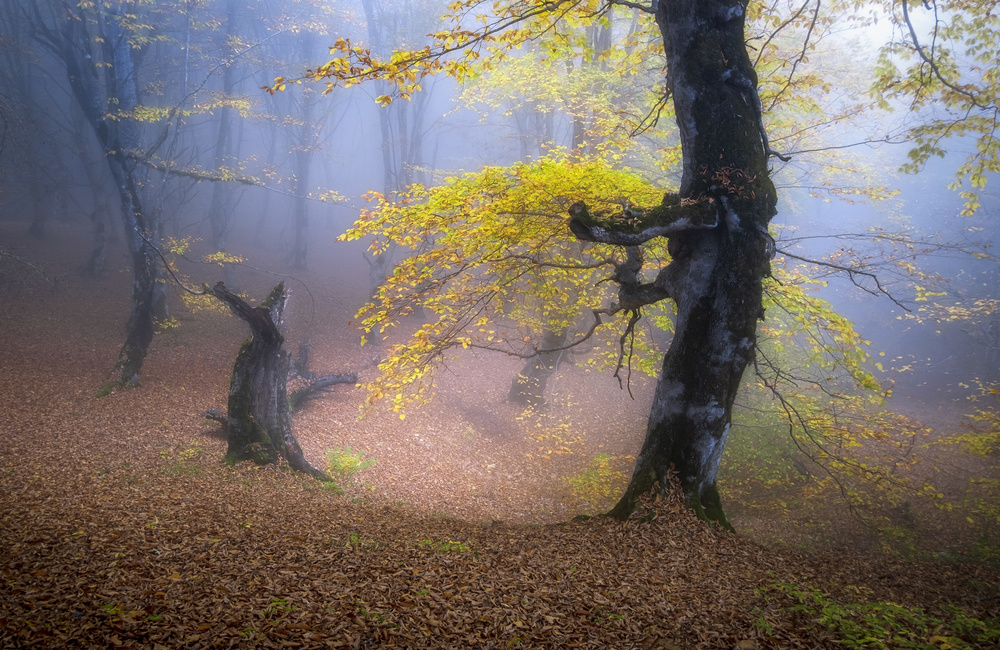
top-left (1, 0), bottom-right (997, 553)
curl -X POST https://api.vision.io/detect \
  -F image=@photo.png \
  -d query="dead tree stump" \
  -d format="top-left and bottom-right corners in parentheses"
top-left (207, 281), bottom-right (327, 479)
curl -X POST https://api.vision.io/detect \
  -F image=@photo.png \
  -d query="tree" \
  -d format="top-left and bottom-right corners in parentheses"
top-left (26, 0), bottom-right (165, 390)
top-left (307, 0), bottom-right (775, 525)
top-left (565, 0), bottom-right (782, 527)
top-left (199, 281), bottom-right (359, 476)
top-left (290, 0), bottom-right (999, 526)
top-left (206, 282), bottom-right (327, 477)
top-left (17, 0), bottom-right (348, 387)
top-left (342, 156), bottom-right (670, 413)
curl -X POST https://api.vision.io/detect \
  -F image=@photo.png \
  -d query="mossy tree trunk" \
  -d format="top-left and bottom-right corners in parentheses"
top-left (208, 282), bottom-right (327, 479)
top-left (569, 0), bottom-right (778, 527)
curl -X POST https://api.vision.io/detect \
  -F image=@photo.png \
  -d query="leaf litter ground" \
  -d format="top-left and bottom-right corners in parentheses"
top-left (1, 223), bottom-right (997, 648)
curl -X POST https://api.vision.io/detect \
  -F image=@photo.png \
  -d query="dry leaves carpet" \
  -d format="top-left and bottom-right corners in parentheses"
top-left (1, 223), bottom-right (998, 648)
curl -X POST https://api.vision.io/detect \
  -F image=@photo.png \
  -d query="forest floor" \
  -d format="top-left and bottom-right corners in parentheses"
top-left (1, 221), bottom-right (999, 648)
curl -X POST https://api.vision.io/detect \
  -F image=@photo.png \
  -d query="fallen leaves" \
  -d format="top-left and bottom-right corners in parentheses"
top-left (1, 223), bottom-right (998, 648)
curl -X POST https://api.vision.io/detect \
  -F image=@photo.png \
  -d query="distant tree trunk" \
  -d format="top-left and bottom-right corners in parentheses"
top-left (360, 0), bottom-right (397, 193)
top-left (254, 119), bottom-right (279, 246)
top-left (290, 141), bottom-right (311, 269)
top-left (26, 192), bottom-right (45, 238)
top-left (358, 0), bottom-right (434, 305)
top-left (570, 0), bottom-right (778, 527)
top-left (508, 328), bottom-right (569, 409)
top-left (288, 32), bottom-right (318, 270)
top-left (207, 0), bottom-right (239, 287)
top-left (76, 107), bottom-right (111, 278)
top-left (207, 282), bottom-right (327, 478)
top-left (81, 217), bottom-right (106, 277)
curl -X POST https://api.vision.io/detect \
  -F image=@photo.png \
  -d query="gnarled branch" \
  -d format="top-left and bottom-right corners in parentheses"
top-left (568, 194), bottom-right (717, 246)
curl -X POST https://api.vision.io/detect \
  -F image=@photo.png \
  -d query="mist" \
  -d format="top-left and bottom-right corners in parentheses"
top-left (1, 0), bottom-right (998, 558)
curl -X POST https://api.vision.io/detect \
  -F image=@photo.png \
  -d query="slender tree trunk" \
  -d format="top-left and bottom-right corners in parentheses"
top-left (105, 14), bottom-right (159, 387)
top-left (571, 0), bottom-right (777, 526)
top-left (286, 30), bottom-right (319, 270)
top-left (76, 107), bottom-right (111, 278)
top-left (207, 0), bottom-right (239, 287)
top-left (26, 183), bottom-right (45, 238)
top-left (290, 146), bottom-right (311, 269)
top-left (82, 217), bottom-right (106, 277)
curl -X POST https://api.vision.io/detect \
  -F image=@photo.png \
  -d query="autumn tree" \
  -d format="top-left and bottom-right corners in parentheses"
top-left (565, 0), bottom-right (780, 525)
top-left (298, 0), bottom-right (775, 524)
top-left (452, 10), bottom-right (674, 408)
top-left (343, 156), bottom-right (671, 412)
top-left (279, 0), bottom-right (997, 525)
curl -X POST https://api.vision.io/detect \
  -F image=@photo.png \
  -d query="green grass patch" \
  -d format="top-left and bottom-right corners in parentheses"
top-left (566, 453), bottom-right (631, 514)
top-left (419, 538), bottom-right (472, 553)
top-left (758, 582), bottom-right (1000, 648)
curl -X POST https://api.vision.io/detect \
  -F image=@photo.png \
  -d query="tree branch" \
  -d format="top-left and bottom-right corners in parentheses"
top-left (607, 0), bottom-right (657, 13)
top-left (901, 0), bottom-right (989, 111)
top-left (568, 195), bottom-right (717, 246)
top-left (775, 247), bottom-right (910, 311)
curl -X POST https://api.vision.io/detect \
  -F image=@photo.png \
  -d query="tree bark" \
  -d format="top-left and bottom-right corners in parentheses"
top-left (207, 282), bottom-right (327, 478)
top-left (571, 0), bottom-right (777, 526)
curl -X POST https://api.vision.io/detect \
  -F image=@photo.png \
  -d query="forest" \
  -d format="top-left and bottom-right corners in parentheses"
top-left (1, 0), bottom-right (999, 647)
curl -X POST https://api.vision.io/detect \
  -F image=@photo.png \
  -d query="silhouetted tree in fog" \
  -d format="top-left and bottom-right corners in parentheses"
top-left (27, 0), bottom-right (163, 390)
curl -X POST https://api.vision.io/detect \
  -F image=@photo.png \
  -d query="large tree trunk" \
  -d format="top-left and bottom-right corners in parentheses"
top-left (570, 0), bottom-right (777, 526)
top-left (208, 282), bottom-right (327, 478)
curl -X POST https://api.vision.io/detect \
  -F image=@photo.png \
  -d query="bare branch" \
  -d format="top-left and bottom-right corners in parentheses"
top-left (612, 309), bottom-right (642, 398)
top-left (607, 0), bottom-right (657, 14)
top-left (0, 246), bottom-right (58, 292)
top-left (752, 0), bottom-right (810, 69)
top-left (467, 308), bottom-right (614, 359)
top-left (628, 86), bottom-right (672, 138)
top-left (775, 247), bottom-right (911, 311)
top-left (131, 227), bottom-right (207, 297)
